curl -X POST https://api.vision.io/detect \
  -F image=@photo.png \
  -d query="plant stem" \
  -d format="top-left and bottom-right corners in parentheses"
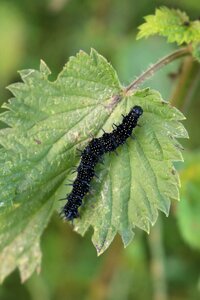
top-left (148, 217), bottom-right (168, 300)
top-left (88, 236), bottom-right (123, 300)
top-left (124, 46), bottom-right (191, 95)
top-left (170, 57), bottom-right (200, 112)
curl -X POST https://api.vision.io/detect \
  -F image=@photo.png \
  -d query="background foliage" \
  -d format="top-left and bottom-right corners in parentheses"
top-left (0, 0), bottom-right (200, 299)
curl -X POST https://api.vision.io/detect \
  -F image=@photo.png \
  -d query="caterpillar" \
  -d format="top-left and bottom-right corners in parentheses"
top-left (61, 105), bottom-right (143, 221)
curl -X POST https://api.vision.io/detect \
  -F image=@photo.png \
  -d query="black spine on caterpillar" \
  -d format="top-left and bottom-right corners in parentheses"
top-left (61, 105), bottom-right (143, 221)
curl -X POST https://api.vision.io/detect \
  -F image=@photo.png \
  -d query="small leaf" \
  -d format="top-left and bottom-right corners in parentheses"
top-left (137, 7), bottom-right (200, 45)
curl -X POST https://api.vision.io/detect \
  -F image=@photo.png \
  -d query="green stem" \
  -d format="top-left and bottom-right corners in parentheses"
top-left (148, 217), bottom-right (168, 300)
top-left (170, 57), bottom-right (200, 111)
top-left (124, 46), bottom-right (191, 95)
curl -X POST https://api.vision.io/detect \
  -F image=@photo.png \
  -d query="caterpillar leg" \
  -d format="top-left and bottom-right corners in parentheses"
top-left (112, 123), bottom-right (118, 129)
top-left (58, 197), bottom-right (67, 201)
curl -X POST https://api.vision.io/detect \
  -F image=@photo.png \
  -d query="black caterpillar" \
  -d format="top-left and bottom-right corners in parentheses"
top-left (61, 105), bottom-right (143, 221)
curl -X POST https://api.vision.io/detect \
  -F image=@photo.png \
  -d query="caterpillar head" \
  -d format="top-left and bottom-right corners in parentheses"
top-left (132, 106), bottom-right (143, 117)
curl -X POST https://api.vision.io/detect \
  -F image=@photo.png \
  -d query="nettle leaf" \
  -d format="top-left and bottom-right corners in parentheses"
top-left (0, 49), bottom-right (187, 282)
top-left (137, 7), bottom-right (200, 45)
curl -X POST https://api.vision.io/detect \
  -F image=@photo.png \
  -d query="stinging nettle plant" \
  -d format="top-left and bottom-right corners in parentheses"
top-left (0, 7), bottom-right (200, 283)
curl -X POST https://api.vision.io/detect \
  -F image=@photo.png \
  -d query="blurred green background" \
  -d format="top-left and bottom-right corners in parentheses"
top-left (0, 0), bottom-right (200, 299)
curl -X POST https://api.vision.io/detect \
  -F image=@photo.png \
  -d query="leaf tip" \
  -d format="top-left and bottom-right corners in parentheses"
top-left (40, 60), bottom-right (51, 77)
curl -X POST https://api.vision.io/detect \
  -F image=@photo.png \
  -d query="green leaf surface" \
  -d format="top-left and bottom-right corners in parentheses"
top-left (73, 89), bottom-right (187, 254)
top-left (177, 151), bottom-right (200, 250)
top-left (0, 49), bottom-right (187, 282)
top-left (137, 7), bottom-right (200, 46)
top-left (0, 49), bottom-right (121, 283)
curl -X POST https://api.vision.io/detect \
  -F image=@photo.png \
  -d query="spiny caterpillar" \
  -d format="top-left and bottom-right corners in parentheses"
top-left (61, 105), bottom-right (143, 221)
